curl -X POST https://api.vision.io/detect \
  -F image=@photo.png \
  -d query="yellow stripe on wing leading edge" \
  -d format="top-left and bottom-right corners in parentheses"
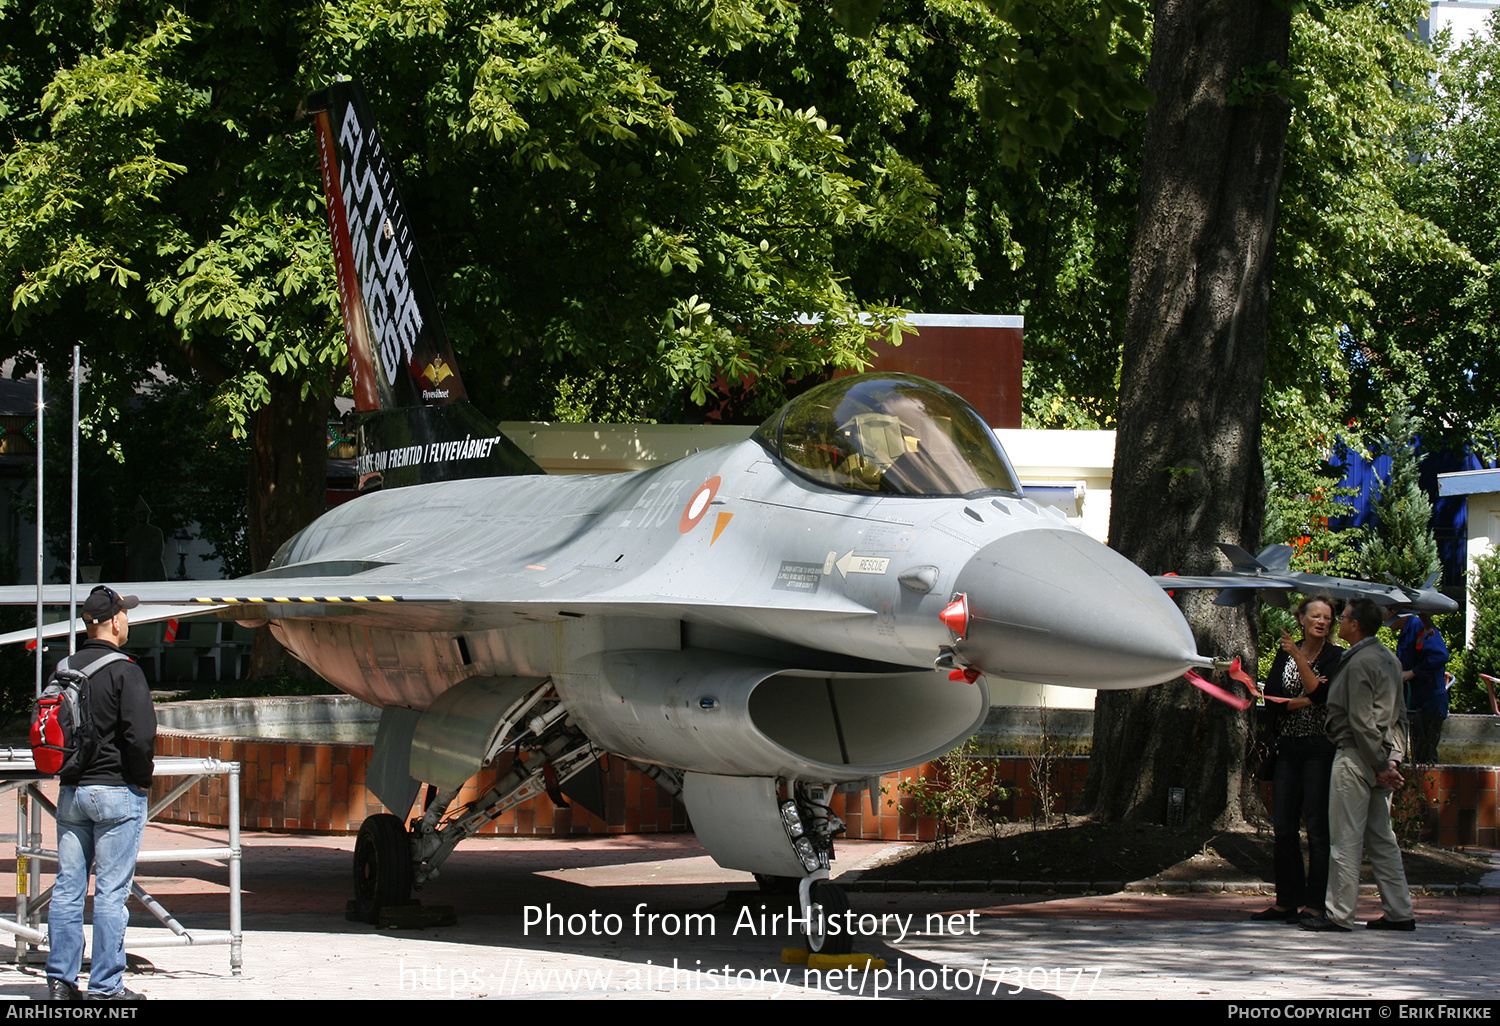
top-left (186, 595), bottom-right (408, 604)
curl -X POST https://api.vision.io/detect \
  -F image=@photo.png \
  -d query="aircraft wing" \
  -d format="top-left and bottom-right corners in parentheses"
top-left (1152, 543), bottom-right (1458, 616)
top-left (0, 603), bottom-right (232, 647)
top-left (1260, 570), bottom-right (1457, 614)
top-left (1153, 572), bottom-right (1292, 608)
top-left (0, 564), bottom-right (876, 641)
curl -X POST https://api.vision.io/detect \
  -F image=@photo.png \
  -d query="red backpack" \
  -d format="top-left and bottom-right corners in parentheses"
top-left (30, 651), bottom-right (131, 778)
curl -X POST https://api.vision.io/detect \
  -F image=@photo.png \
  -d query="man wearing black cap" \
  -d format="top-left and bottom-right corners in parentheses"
top-left (45, 586), bottom-right (154, 1001)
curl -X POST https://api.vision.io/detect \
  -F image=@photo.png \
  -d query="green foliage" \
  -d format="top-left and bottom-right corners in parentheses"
top-left (1269, 0), bottom-right (1455, 420)
top-left (895, 739), bottom-right (1016, 847)
top-left (1390, 764), bottom-right (1438, 847)
top-left (833, 0), bottom-right (1153, 165)
top-left (1432, 609), bottom-right (1491, 715)
top-left (1359, 398), bottom-right (1440, 589)
top-left (1228, 59), bottom-right (1308, 109)
top-left (1470, 550), bottom-right (1500, 675)
top-left (1457, 551), bottom-right (1500, 712)
top-left (32, 378), bottom-right (252, 582)
top-left (749, 2), bottom-right (1147, 430)
top-left (311, 0), bottom-right (972, 419)
top-left (0, 3), bottom-right (343, 438)
top-left (0, 0), bottom-right (977, 436)
top-left (1022, 701), bottom-right (1088, 828)
top-left (1333, 14), bottom-right (1500, 455)
top-left (1258, 404), bottom-right (1368, 670)
top-left (969, 0), bottom-right (1152, 164)
top-left (1262, 414), bottom-right (1367, 579)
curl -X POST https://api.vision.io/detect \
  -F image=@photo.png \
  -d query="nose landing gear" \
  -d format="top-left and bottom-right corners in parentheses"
top-left (800, 876), bottom-right (853, 955)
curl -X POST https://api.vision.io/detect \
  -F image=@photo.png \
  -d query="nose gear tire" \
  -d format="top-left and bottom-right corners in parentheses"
top-left (805, 881), bottom-right (852, 955)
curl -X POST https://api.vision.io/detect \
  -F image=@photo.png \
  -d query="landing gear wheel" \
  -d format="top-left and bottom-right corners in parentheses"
top-left (804, 881), bottom-right (852, 955)
top-left (353, 813), bottom-right (413, 921)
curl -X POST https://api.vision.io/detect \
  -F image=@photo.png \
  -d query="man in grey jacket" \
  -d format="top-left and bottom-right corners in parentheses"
top-left (1302, 598), bottom-right (1415, 932)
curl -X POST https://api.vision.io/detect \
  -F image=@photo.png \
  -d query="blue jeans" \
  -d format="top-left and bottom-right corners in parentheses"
top-left (46, 785), bottom-right (148, 995)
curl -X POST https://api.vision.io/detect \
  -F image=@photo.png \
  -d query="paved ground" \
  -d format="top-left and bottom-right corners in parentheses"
top-left (0, 817), bottom-right (1496, 1001)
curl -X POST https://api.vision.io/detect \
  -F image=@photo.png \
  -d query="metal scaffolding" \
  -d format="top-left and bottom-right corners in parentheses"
top-left (1, 754), bottom-right (243, 975)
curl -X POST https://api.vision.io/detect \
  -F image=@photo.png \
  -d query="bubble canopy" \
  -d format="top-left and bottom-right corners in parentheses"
top-left (752, 374), bottom-right (1022, 498)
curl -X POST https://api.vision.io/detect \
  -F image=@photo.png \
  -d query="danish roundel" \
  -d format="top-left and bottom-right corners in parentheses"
top-left (678, 477), bottom-right (721, 533)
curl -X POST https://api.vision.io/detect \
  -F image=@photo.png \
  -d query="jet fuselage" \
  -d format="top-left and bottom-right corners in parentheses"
top-left (257, 435), bottom-right (1200, 782)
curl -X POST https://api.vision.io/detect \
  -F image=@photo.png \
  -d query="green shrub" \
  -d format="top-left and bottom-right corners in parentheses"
top-left (896, 740), bottom-right (1018, 847)
top-left (1453, 550), bottom-right (1500, 713)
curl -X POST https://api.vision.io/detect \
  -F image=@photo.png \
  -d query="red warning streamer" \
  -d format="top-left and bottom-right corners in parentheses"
top-left (1227, 656), bottom-right (1292, 703)
top-left (1185, 669), bottom-right (1251, 710)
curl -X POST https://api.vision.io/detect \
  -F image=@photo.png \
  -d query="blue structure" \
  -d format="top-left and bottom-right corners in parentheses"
top-left (1328, 440), bottom-right (1485, 595)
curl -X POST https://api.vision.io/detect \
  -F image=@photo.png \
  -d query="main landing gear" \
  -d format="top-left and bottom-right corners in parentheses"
top-left (353, 813), bottom-right (413, 919)
top-left (350, 684), bottom-right (599, 922)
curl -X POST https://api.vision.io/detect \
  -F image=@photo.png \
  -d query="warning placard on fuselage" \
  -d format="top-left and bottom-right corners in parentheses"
top-left (774, 561), bottom-right (824, 593)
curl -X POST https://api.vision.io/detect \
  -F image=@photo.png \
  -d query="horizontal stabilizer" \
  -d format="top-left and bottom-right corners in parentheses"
top-left (1208, 587), bottom-right (1288, 609)
top-left (0, 581), bottom-right (457, 608)
top-left (1384, 573), bottom-right (1418, 599)
top-left (1155, 553), bottom-right (1458, 616)
top-left (1211, 588), bottom-right (1254, 607)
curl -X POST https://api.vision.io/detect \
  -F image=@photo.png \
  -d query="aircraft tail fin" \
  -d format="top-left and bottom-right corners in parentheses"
top-left (306, 79), bottom-right (542, 491)
top-left (1217, 542), bottom-right (1263, 571)
top-left (1217, 542), bottom-right (1293, 574)
top-left (1256, 544), bottom-right (1293, 574)
top-left (1384, 573), bottom-right (1421, 601)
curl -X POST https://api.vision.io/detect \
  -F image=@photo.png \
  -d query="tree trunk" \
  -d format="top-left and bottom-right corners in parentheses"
top-left (245, 373), bottom-right (331, 679)
top-left (1084, 0), bottom-right (1291, 827)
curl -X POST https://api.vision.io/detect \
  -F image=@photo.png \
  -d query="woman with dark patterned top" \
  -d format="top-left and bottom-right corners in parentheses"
top-left (1251, 594), bottom-right (1344, 924)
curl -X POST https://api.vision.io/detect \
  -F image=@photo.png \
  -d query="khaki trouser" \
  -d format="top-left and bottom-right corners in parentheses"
top-left (1325, 747), bottom-right (1415, 928)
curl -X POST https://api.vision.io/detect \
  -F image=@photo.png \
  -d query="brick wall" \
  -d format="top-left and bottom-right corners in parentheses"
top-left (153, 733), bottom-right (1496, 848)
top-left (152, 733), bottom-right (688, 835)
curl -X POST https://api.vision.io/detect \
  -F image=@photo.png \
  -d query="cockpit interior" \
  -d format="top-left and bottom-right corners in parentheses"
top-left (753, 374), bottom-right (1022, 498)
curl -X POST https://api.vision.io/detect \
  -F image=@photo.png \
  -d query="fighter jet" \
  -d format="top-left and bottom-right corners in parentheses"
top-left (1154, 542), bottom-right (1458, 615)
top-left (1, 80), bottom-right (1210, 953)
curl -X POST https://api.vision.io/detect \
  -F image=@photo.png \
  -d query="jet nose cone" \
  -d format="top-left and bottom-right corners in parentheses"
top-left (951, 529), bottom-right (1203, 690)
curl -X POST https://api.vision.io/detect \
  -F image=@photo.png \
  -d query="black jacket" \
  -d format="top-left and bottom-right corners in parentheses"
top-left (1265, 641), bottom-right (1344, 737)
top-left (61, 639), bottom-right (156, 790)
